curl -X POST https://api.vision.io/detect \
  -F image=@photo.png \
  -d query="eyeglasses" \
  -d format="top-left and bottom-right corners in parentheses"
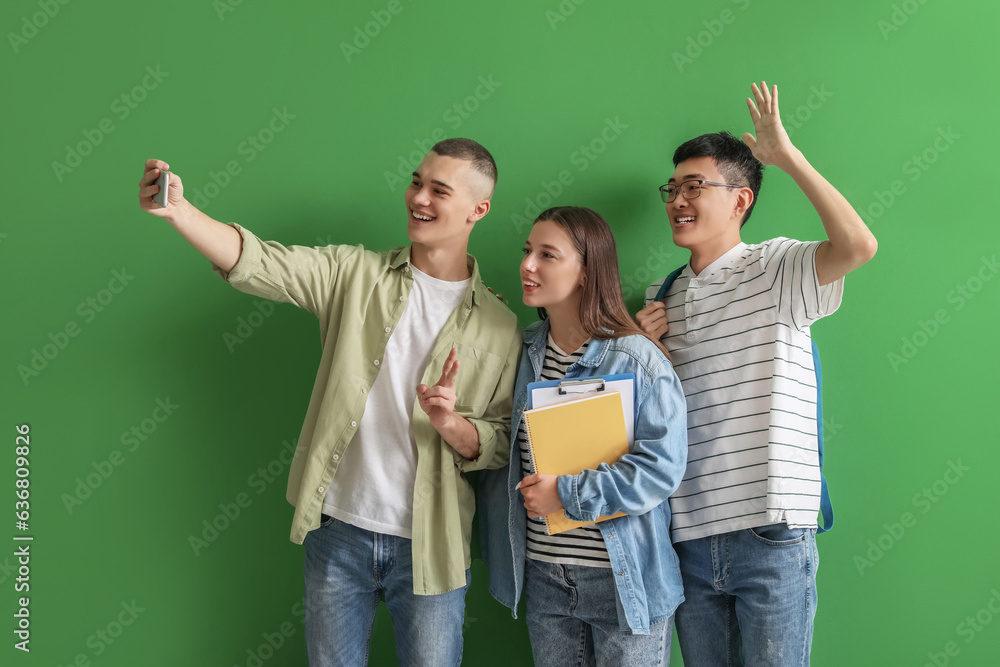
top-left (659, 179), bottom-right (743, 204)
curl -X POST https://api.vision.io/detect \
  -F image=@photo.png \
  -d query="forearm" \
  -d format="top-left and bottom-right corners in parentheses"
top-left (780, 150), bottom-right (878, 283)
top-left (437, 413), bottom-right (481, 460)
top-left (165, 199), bottom-right (243, 272)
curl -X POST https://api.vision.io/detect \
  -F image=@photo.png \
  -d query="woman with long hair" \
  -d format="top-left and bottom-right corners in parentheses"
top-left (479, 206), bottom-right (688, 665)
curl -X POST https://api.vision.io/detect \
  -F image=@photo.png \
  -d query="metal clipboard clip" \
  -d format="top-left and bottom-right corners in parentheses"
top-left (557, 378), bottom-right (606, 395)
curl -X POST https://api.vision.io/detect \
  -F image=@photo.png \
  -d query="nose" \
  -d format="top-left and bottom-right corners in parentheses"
top-left (521, 252), bottom-right (535, 274)
top-left (412, 185), bottom-right (431, 207)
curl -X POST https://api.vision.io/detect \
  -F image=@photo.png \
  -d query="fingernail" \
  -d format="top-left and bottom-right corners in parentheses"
top-left (514, 482), bottom-right (522, 491)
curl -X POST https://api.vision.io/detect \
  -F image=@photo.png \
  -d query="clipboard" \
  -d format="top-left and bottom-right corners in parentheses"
top-left (522, 374), bottom-right (636, 535)
top-left (527, 374), bottom-right (636, 445)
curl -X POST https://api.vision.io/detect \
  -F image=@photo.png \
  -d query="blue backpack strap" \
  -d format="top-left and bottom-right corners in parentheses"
top-left (653, 266), bottom-right (685, 302)
top-left (813, 340), bottom-right (834, 534)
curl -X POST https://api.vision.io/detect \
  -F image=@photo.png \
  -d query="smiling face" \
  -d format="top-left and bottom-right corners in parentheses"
top-left (404, 152), bottom-right (490, 249)
top-left (666, 156), bottom-right (752, 264)
top-left (521, 219), bottom-right (585, 315)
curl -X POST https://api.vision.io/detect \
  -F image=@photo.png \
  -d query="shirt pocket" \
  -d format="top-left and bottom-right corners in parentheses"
top-left (452, 343), bottom-right (504, 415)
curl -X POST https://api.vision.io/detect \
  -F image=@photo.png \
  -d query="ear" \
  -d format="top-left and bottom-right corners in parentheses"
top-left (467, 199), bottom-right (491, 224)
top-left (733, 187), bottom-right (754, 221)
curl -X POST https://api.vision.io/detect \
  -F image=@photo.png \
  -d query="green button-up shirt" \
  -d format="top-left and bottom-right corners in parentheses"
top-left (214, 223), bottom-right (521, 595)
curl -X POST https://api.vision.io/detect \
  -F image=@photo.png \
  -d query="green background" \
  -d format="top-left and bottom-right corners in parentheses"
top-left (3, 0), bottom-right (998, 664)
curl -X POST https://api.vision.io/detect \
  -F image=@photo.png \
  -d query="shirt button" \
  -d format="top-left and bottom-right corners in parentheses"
top-left (350, 421), bottom-right (357, 428)
top-left (332, 454), bottom-right (340, 461)
top-left (318, 486), bottom-right (325, 493)
top-left (362, 388), bottom-right (367, 394)
top-left (607, 534), bottom-right (614, 539)
top-left (385, 327), bottom-right (391, 333)
top-left (399, 296), bottom-right (405, 302)
top-left (374, 359), bottom-right (380, 366)
top-left (618, 571), bottom-right (625, 576)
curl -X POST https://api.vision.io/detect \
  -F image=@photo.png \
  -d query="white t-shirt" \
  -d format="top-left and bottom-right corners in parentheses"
top-left (323, 264), bottom-right (469, 538)
top-left (645, 238), bottom-right (843, 542)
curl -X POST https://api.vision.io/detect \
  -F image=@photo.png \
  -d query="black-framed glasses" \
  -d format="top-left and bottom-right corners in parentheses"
top-left (659, 179), bottom-right (743, 204)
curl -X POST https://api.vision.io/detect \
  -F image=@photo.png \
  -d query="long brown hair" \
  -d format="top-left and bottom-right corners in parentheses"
top-left (534, 206), bottom-right (669, 359)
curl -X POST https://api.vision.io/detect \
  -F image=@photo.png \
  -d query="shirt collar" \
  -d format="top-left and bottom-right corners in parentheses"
top-left (683, 242), bottom-right (748, 280)
top-left (389, 245), bottom-right (483, 309)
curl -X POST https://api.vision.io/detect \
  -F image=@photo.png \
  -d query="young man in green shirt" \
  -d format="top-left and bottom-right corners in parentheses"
top-left (138, 138), bottom-right (520, 666)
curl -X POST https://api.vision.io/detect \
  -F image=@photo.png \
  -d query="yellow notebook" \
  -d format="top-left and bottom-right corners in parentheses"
top-left (522, 391), bottom-right (629, 535)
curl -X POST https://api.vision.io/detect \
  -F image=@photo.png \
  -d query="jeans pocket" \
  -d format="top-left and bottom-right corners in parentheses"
top-left (748, 523), bottom-right (807, 546)
top-left (319, 513), bottom-right (336, 528)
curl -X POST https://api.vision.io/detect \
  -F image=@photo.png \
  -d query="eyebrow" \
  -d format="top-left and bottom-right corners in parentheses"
top-left (667, 173), bottom-right (707, 184)
top-left (411, 172), bottom-right (454, 192)
top-left (524, 242), bottom-right (562, 253)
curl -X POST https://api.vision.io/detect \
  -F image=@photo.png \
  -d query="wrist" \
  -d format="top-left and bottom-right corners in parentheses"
top-left (164, 198), bottom-right (195, 229)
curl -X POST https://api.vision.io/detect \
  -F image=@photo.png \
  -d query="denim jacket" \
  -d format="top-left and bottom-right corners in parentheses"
top-left (478, 319), bottom-right (688, 634)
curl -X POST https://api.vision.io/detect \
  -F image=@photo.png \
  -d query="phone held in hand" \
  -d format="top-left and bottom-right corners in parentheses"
top-left (154, 170), bottom-right (170, 208)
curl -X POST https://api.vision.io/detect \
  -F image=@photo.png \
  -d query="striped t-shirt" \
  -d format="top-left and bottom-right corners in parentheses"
top-left (644, 238), bottom-right (843, 543)
top-left (518, 335), bottom-right (612, 568)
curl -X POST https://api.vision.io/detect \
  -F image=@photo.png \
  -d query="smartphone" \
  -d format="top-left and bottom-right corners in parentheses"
top-left (153, 170), bottom-right (170, 208)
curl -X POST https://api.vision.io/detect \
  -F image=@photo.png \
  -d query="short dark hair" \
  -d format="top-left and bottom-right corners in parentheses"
top-left (431, 138), bottom-right (497, 200)
top-left (673, 131), bottom-right (763, 226)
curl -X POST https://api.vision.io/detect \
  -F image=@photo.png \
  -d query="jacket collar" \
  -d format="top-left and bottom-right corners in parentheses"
top-left (523, 319), bottom-right (610, 367)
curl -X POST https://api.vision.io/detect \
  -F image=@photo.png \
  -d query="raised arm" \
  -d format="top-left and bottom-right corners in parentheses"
top-left (138, 159), bottom-right (243, 272)
top-left (743, 82), bottom-right (877, 286)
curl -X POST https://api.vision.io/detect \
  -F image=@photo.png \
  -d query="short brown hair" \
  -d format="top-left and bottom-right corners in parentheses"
top-left (431, 138), bottom-right (497, 199)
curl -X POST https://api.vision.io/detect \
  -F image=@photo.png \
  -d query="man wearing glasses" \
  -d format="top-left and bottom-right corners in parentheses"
top-left (636, 82), bottom-right (877, 666)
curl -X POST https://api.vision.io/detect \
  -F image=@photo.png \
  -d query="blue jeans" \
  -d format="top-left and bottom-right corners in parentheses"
top-left (303, 516), bottom-right (469, 667)
top-left (674, 524), bottom-right (819, 667)
top-left (524, 558), bottom-right (674, 666)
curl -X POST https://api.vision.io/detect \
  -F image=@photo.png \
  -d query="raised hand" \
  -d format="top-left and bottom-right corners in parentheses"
top-left (417, 348), bottom-right (461, 433)
top-left (742, 81), bottom-right (799, 170)
top-left (138, 159), bottom-right (184, 217)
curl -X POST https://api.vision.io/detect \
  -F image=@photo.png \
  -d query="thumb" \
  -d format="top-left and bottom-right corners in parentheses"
top-left (518, 474), bottom-right (540, 490)
top-left (417, 384), bottom-right (428, 396)
top-left (742, 132), bottom-right (757, 150)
